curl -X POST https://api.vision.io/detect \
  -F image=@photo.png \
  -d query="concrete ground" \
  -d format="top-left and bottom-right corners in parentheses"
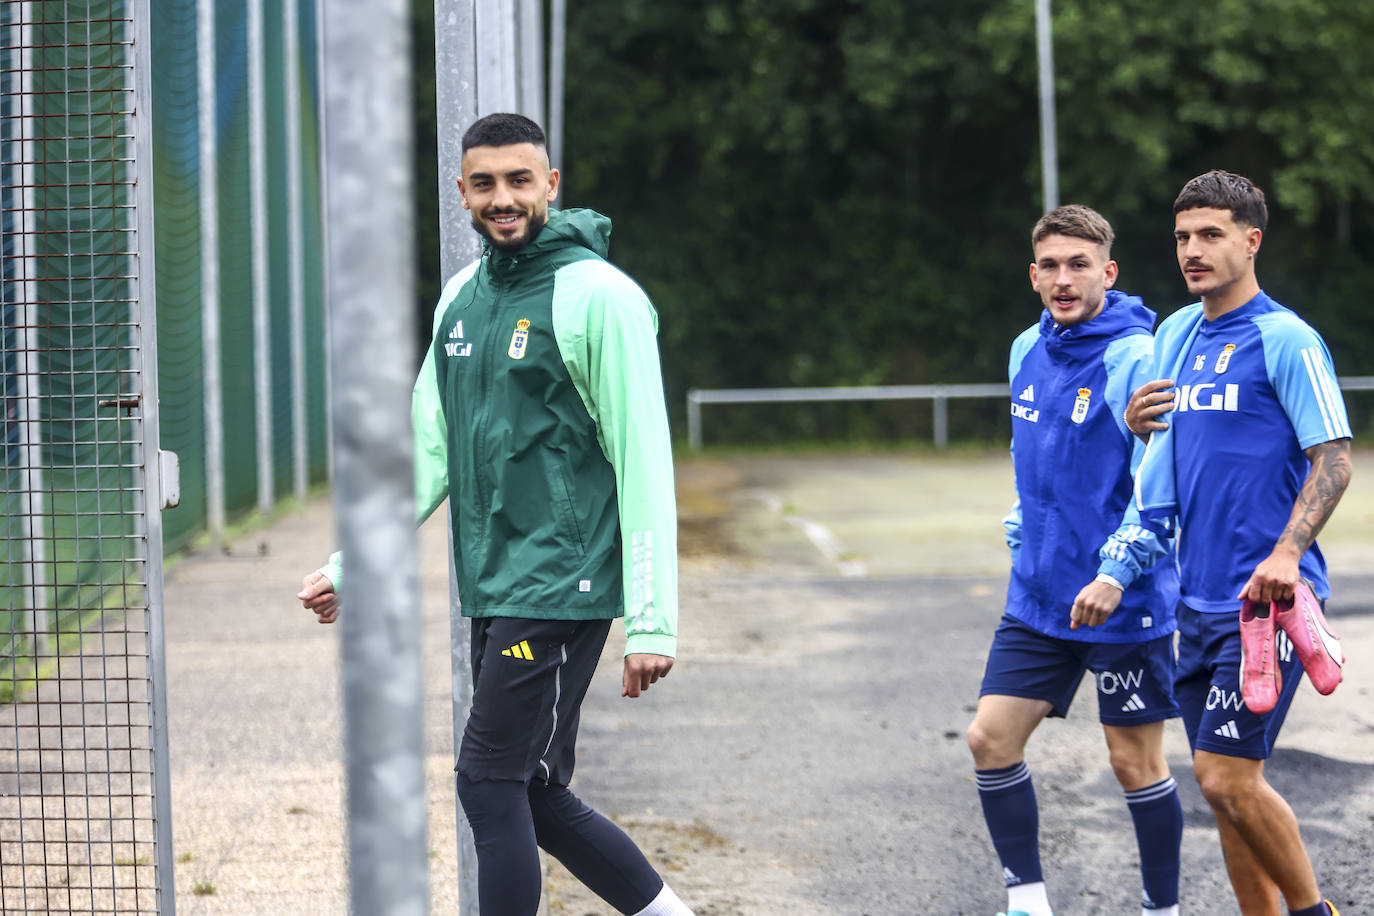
top-left (165, 502), bottom-right (458, 914)
top-left (160, 447), bottom-right (1374, 914)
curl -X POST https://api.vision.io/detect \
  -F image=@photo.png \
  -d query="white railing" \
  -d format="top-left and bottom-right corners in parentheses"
top-left (685, 383), bottom-right (1009, 450)
top-left (685, 376), bottom-right (1374, 451)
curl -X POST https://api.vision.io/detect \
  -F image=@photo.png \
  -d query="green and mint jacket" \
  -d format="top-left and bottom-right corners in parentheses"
top-left (322, 208), bottom-right (678, 657)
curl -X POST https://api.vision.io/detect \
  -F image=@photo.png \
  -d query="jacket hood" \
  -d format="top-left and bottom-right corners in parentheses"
top-left (485, 207), bottom-right (611, 263)
top-left (1039, 289), bottom-right (1155, 345)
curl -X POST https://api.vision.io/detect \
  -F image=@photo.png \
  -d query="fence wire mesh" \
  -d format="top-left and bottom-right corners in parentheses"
top-left (0, 1), bottom-right (167, 912)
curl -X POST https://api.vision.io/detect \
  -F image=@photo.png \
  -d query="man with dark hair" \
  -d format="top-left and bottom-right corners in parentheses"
top-left (1128, 170), bottom-right (1351, 916)
top-left (968, 204), bottom-right (1183, 916)
top-left (298, 112), bottom-right (693, 916)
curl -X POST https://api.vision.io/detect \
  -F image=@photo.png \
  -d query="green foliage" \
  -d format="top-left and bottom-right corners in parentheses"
top-left (412, 0), bottom-right (442, 359)
top-left (416, 0), bottom-right (1374, 441)
top-left (973, 0), bottom-right (1374, 380)
top-left (566, 0), bottom-right (1033, 434)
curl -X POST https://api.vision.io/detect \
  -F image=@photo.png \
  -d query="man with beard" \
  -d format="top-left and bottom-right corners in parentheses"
top-left (299, 113), bottom-right (692, 916)
top-left (967, 205), bottom-right (1183, 916)
top-left (1128, 171), bottom-right (1349, 916)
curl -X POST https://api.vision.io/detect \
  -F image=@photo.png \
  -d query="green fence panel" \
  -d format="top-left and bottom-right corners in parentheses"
top-left (151, 0), bottom-right (205, 553)
top-left (264, 0), bottom-right (295, 501)
top-left (214, 0), bottom-right (259, 520)
top-left (298, 0), bottom-right (329, 480)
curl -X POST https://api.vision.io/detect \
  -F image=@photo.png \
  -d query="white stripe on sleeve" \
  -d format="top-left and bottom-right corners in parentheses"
top-left (1299, 346), bottom-right (1337, 441)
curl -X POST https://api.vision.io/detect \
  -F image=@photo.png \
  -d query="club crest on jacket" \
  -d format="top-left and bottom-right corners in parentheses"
top-left (508, 318), bottom-right (531, 359)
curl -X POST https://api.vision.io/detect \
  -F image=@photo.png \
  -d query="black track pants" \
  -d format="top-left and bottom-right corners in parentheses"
top-left (456, 774), bottom-right (663, 915)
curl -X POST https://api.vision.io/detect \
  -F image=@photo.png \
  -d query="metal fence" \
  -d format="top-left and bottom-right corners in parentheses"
top-left (686, 383), bottom-right (1011, 450)
top-left (151, 0), bottom-right (329, 552)
top-left (1, 0), bottom-right (545, 911)
top-left (0, 1), bottom-right (177, 912)
top-left (686, 377), bottom-right (1374, 451)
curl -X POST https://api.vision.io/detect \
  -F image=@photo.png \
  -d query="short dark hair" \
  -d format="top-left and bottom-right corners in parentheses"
top-left (1173, 170), bottom-right (1268, 231)
top-left (1031, 204), bottom-right (1114, 253)
top-left (461, 113), bottom-right (547, 153)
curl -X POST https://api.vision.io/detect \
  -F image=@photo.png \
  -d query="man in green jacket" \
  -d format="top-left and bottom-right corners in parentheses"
top-left (299, 113), bottom-right (691, 916)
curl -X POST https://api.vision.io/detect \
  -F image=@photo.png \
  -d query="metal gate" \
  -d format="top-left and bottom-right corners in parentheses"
top-left (0, 1), bottom-right (176, 912)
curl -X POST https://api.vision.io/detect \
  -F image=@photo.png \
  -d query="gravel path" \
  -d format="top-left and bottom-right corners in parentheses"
top-left (162, 449), bottom-right (1374, 915)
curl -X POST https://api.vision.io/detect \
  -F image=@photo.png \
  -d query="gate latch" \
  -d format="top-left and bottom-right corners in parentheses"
top-left (159, 450), bottom-right (181, 510)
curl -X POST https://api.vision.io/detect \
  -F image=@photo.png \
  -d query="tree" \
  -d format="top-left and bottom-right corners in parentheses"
top-left (550, 0), bottom-right (1374, 439)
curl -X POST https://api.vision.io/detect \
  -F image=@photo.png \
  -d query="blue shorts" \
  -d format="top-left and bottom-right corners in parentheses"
top-left (979, 613), bottom-right (1179, 726)
top-left (1175, 602), bottom-right (1303, 759)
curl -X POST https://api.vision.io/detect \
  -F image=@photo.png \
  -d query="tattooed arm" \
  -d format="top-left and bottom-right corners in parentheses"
top-left (1237, 438), bottom-right (1353, 604)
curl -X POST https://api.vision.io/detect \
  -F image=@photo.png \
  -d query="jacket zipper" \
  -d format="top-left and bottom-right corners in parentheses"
top-left (472, 259), bottom-right (508, 556)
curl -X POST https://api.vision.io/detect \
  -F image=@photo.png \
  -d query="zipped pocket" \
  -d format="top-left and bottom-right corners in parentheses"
top-left (543, 454), bottom-right (588, 558)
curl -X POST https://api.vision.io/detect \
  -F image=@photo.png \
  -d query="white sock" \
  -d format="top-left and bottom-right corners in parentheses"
top-left (632, 883), bottom-right (694, 916)
top-left (1143, 906), bottom-right (1179, 916)
top-left (1007, 880), bottom-right (1053, 916)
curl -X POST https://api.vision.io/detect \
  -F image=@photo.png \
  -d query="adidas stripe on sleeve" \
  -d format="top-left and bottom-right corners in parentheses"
top-left (1256, 311), bottom-right (1352, 449)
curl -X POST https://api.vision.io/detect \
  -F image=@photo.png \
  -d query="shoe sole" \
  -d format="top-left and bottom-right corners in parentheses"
top-left (1274, 579), bottom-right (1343, 695)
top-left (1239, 598), bottom-right (1281, 714)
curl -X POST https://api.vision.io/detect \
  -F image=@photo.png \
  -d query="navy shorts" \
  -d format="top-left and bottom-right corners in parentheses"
top-left (1175, 602), bottom-right (1303, 759)
top-left (979, 613), bottom-right (1179, 725)
top-left (457, 616), bottom-right (613, 785)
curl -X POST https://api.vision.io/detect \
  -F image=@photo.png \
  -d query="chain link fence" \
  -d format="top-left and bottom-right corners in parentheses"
top-left (0, 1), bottom-right (177, 911)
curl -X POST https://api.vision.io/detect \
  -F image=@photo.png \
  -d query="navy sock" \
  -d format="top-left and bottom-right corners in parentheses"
top-left (976, 762), bottom-right (1042, 886)
top-left (528, 782), bottom-right (663, 914)
top-left (1289, 903), bottom-right (1332, 916)
top-left (1125, 776), bottom-right (1183, 908)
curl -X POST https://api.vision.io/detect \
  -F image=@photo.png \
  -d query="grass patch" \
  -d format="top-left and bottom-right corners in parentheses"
top-left (113, 855), bottom-right (152, 866)
top-left (190, 880), bottom-right (216, 896)
top-left (682, 817), bottom-right (731, 850)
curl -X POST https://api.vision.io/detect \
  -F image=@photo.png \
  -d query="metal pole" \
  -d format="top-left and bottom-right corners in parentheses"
top-left (13, 3), bottom-right (47, 656)
top-left (435, 0), bottom-right (481, 285)
top-left (687, 391), bottom-right (702, 451)
top-left (516, 0), bottom-right (543, 121)
top-left (547, 0), bottom-right (564, 205)
top-left (434, 0), bottom-right (484, 909)
top-left (132, 4), bottom-right (179, 908)
top-left (322, 0), bottom-right (430, 911)
top-left (500, 0), bottom-right (518, 109)
top-left (933, 392), bottom-right (949, 450)
top-left (475, 0), bottom-right (517, 114)
top-left (1035, 0), bottom-right (1058, 211)
top-left (197, 0), bottom-right (225, 546)
top-left (249, 0), bottom-right (275, 514)
top-left (286, 0), bottom-right (309, 502)
top-left (315, 0), bottom-right (335, 483)
top-left (444, 521), bottom-right (478, 916)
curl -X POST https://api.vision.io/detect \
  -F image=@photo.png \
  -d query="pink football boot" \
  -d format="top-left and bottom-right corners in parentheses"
top-left (1274, 578), bottom-right (1344, 695)
top-left (1239, 596), bottom-right (1281, 714)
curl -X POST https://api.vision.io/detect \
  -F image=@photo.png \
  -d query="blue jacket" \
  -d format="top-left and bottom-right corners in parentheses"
top-left (1004, 290), bottom-right (1178, 642)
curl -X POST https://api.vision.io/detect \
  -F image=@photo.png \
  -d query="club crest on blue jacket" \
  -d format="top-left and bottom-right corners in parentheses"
top-left (1070, 387), bottom-right (1091, 424)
